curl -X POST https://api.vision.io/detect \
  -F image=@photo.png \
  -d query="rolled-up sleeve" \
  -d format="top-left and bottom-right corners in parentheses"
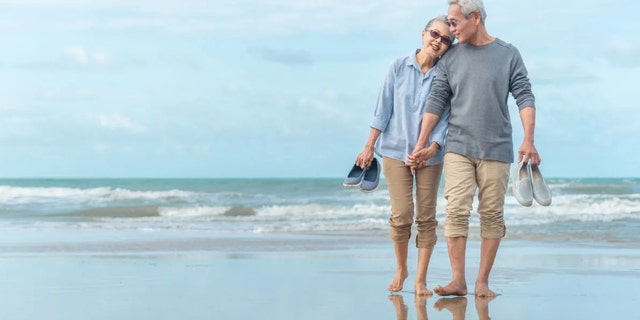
top-left (509, 49), bottom-right (535, 110)
top-left (425, 62), bottom-right (452, 117)
top-left (371, 62), bottom-right (396, 131)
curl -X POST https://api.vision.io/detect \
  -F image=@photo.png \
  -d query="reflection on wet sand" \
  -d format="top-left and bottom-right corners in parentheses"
top-left (474, 296), bottom-right (495, 320)
top-left (388, 294), bottom-right (430, 320)
top-left (389, 294), bottom-right (495, 319)
top-left (435, 297), bottom-right (467, 319)
top-left (388, 294), bottom-right (409, 320)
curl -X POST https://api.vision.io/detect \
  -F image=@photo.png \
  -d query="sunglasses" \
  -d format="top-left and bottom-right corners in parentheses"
top-left (428, 29), bottom-right (452, 46)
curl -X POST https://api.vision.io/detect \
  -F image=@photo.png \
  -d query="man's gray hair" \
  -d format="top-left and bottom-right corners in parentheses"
top-left (448, 0), bottom-right (487, 23)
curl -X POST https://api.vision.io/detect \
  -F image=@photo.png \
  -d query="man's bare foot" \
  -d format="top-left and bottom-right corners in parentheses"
top-left (388, 269), bottom-right (408, 292)
top-left (434, 297), bottom-right (468, 320)
top-left (474, 282), bottom-right (497, 298)
top-left (433, 281), bottom-right (468, 296)
top-left (415, 281), bottom-right (433, 296)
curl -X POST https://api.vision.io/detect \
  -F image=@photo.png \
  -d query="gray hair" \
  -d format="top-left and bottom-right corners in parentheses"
top-left (448, 0), bottom-right (487, 23)
top-left (425, 15), bottom-right (456, 43)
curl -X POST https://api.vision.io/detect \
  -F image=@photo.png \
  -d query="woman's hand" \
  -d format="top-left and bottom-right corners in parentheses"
top-left (407, 143), bottom-right (439, 171)
top-left (355, 145), bottom-right (375, 169)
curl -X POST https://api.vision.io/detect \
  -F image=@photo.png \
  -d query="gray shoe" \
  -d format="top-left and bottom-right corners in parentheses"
top-left (360, 157), bottom-right (380, 192)
top-left (343, 163), bottom-right (366, 187)
top-left (511, 160), bottom-right (533, 206)
top-left (529, 164), bottom-right (552, 206)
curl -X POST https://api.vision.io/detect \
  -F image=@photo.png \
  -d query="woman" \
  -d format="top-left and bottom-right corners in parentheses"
top-left (354, 16), bottom-right (453, 295)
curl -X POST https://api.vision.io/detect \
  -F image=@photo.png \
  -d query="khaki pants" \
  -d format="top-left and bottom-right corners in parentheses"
top-left (383, 157), bottom-right (443, 248)
top-left (443, 153), bottom-right (509, 239)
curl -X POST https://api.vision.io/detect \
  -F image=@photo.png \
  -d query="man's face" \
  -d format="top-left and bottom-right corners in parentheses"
top-left (447, 4), bottom-right (477, 44)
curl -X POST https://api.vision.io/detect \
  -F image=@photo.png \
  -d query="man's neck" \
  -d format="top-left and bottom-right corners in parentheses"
top-left (468, 26), bottom-right (495, 46)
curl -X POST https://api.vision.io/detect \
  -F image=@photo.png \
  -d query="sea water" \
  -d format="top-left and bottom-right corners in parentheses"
top-left (0, 178), bottom-right (638, 245)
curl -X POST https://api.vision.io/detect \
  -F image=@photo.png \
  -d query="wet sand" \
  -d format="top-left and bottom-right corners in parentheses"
top-left (0, 232), bottom-right (639, 319)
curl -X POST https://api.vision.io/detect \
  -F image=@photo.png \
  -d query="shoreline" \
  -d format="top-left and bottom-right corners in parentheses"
top-left (1, 228), bottom-right (638, 255)
top-left (1, 232), bottom-right (639, 319)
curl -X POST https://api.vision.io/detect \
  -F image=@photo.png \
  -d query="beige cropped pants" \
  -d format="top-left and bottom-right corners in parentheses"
top-left (383, 157), bottom-right (443, 248)
top-left (442, 152), bottom-right (510, 239)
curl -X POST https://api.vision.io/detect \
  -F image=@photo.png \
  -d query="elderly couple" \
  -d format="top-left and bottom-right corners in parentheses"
top-left (353, 0), bottom-right (541, 297)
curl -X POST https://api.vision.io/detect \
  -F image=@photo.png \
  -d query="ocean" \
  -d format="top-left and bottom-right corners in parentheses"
top-left (1, 178), bottom-right (639, 246)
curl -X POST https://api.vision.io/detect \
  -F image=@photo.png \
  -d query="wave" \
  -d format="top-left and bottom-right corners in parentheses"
top-left (87, 203), bottom-right (391, 222)
top-left (61, 193), bottom-right (638, 224)
top-left (546, 178), bottom-right (640, 195)
top-left (0, 185), bottom-right (202, 206)
top-left (1, 179), bottom-right (640, 234)
top-left (66, 206), bottom-right (160, 218)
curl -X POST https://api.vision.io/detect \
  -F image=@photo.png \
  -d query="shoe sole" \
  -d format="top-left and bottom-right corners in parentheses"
top-left (512, 162), bottom-right (533, 206)
top-left (360, 185), bottom-right (379, 193)
top-left (343, 182), bottom-right (362, 187)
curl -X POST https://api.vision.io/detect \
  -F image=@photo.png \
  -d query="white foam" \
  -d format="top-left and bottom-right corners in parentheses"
top-left (0, 185), bottom-right (200, 205)
top-left (1, 181), bottom-right (639, 234)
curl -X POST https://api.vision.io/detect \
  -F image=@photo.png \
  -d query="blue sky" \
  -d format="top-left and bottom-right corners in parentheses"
top-left (0, 0), bottom-right (638, 178)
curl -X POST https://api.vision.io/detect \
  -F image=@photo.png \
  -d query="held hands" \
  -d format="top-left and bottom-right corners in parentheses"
top-left (406, 143), bottom-right (438, 172)
top-left (406, 148), bottom-right (427, 170)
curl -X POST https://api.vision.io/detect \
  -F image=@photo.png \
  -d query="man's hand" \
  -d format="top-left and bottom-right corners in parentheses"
top-left (517, 141), bottom-right (541, 165)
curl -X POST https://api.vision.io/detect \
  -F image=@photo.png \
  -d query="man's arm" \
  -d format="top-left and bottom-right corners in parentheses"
top-left (517, 106), bottom-right (540, 165)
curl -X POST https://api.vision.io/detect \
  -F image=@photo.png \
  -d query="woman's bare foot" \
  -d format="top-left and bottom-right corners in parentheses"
top-left (414, 281), bottom-right (433, 296)
top-left (388, 269), bottom-right (408, 292)
top-left (474, 282), bottom-right (497, 298)
top-left (433, 281), bottom-right (468, 296)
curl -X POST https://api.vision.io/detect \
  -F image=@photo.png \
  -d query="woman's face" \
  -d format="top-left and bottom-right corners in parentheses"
top-left (422, 20), bottom-right (453, 56)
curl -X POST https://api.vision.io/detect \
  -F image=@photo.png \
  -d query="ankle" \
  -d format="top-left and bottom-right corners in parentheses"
top-left (475, 280), bottom-right (489, 286)
top-left (452, 276), bottom-right (466, 285)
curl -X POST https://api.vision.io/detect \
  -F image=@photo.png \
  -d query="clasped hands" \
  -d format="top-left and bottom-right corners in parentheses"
top-left (406, 144), bottom-right (438, 173)
top-left (355, 143), bottom-right (438, 173)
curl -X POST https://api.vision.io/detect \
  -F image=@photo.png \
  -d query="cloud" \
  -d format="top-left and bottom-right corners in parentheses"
top-left (64, 46), bottom-right (110, 66)
top-left (9, 0), bottom-right (441, 36)
top-left (97, 113), bottom-right (147, 134)
top-left (253, 47), bottom-right (314, 65)
top-left (527, 57), bottom-right (596, 85)
top-left (0, 115), bottom-right (33, 141)
top-left (92, 143), bottom-right (111, 155)
top-left (605, 35), bottom-right (640, 67)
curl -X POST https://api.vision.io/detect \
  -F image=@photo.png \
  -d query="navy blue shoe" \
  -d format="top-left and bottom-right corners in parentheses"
top-left (360, 157), bottom-right (380, 192)
top-left (343, 163), bottom-right (366, 187)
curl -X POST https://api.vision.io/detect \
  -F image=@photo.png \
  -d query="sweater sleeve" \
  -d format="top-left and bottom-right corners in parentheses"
top-left (509, 48), bottom-right (535, 110)
top-left (425, 61), bottom-right (452, 117)
top-left (371, 61), bottom-right (396, 131)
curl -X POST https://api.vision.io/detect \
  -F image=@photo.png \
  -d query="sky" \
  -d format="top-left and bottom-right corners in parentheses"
top-left (0, 0), bottom-right (638, 178)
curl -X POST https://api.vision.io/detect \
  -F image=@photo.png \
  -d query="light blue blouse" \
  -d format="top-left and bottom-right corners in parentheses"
top-left (371, 51), bottom-right (450, 165)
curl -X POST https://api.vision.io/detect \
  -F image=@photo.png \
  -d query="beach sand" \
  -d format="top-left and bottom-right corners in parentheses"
top-left (1, 231), bottom-right (639, 319)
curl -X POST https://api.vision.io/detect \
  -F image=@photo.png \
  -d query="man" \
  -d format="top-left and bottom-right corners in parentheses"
top-left (408, 0), bottom-right (540, 297)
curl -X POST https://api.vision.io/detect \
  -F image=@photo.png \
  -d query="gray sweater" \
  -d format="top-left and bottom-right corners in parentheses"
top-left (426, 38), bottom-right (535, 163)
